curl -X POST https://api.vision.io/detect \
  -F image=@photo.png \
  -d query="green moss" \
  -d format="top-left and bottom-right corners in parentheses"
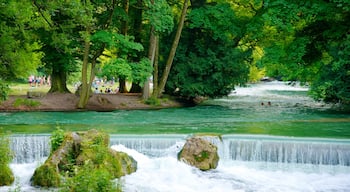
top-left (32, 130), bottom-right (136, 190)
top-left (0, 132), bottom-right (14, 186)
top-left (31, 163), bottom-right (61, 187)
top-left (0, 166), bottom-right (14, 186)
top-left (193, 151), bottom-right (209, 162)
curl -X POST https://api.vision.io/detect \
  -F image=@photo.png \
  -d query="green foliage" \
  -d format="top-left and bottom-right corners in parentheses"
top-left (144, 0), bottom-right (174, 34)
top-left (144, 97), bottom-right (161, 106)
top-left (130, 58), bottom-right (153, 85)
top-left (166, 2), bottom-right (249, 98)
top-left (60, 163), bottom-right (117, 192)
top-left (0, 132), bottom-right (14, 186)
top-left (0, 0), bottom-right (43, 80)
top-left (0, 132), bottom-right (13, 166)
top-left (101, 58), bottom-right (132, 80)
top-left (248, 66), bottom-right (266, 83)
top-left (310, 34), bottom-right (350, 104)
top-left (0, 81), bottom-right (10, 102)
top-left (13, 98), bottom-right (40, 108)
top-left (31, 163), bottom-right (61, 187)
top-left (0, 166), bottom-right (14, 186)
top-left (50, 127), bottom-right (65, 153)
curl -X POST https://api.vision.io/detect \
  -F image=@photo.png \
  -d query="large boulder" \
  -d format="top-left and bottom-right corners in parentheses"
top-left (31, 129), bottom-right (137, 187)
top-left (178, 136), bottom-right (219, 171)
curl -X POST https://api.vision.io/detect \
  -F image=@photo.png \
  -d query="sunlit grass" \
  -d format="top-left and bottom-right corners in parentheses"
top-left (7, 82), bottom-right (76, 96)
top-left (7, 82), bottom-right (128, 96)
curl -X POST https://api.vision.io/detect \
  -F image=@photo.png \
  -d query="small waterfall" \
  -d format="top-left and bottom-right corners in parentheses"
top-left (219, 135), bottom-right (350, 166)
top-left (9, 134), bottom-right (350, 166)
top-left (110, 135), bottom-right (185, 157)
top-left (10, 134), bottom-right (50, 163)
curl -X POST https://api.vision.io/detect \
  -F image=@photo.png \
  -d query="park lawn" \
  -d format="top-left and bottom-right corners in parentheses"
top-left (7, 82), bottom-right (125, 96)
top-left (8, 82), bottom-right (75, 96)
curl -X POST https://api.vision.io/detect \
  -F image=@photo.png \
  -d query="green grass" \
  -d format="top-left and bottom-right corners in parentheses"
top-left (8, 83), bottom-right (75, 96)
top-left (7, 82), bottom-right (127, 96)
top-left (13, 98), bottom-right (41, 107)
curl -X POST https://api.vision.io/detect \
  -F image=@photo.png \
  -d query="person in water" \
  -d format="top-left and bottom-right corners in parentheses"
top-left (261, 101), bottom-right (271, 106)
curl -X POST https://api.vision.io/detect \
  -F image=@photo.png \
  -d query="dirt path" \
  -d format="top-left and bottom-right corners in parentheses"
top-left (0, 93), bottom-right (184, 112)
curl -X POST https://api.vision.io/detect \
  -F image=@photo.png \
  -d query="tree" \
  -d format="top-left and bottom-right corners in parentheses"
top-left (0, 0), bottom-right (43, 80)
top-left (153, 0), bottom-right (189, 98)
top-left (32, 0), bottom-right (85, 93)
top-left (250, 0), bottom-right (350, 105)
top-left (164, 1), bottom-right (250, 99)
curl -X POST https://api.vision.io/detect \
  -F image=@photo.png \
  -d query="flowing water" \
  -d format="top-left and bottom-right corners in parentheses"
top-left (1, 81), bottom-right (350, 192)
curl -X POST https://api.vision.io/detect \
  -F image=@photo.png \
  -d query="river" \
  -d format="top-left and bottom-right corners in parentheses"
top-left (1, 81), bottom-right (350, 191)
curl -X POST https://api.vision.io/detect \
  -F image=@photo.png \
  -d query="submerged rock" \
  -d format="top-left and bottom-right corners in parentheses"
top-left (178, 136), bottom-right (219, 171)
top-left (31, 129), bottom-right (137, 187)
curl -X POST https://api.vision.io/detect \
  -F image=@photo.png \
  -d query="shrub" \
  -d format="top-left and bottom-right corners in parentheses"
top-left (144, 97), bottom-right (161, 106)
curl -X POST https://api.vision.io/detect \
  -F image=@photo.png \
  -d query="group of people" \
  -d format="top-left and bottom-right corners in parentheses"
top-left (94, 86), bottom-right (119, 94)
top-left (28, 75), bottom-right (51, 87)
top-left (92, 77), bottom-right (119, 94)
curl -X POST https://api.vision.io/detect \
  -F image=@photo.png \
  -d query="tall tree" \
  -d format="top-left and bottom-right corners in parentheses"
top-left (153, 0), bottom-right (189, 98)
top-left (33, 0), bottom-right (83, 93)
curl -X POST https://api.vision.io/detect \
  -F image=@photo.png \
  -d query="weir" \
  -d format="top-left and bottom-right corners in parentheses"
top-left (9, 134), bottom-right (350, 166)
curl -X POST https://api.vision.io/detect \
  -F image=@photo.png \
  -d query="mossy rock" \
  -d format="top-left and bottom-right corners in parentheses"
top-left (109, 149), bottom-right (137, 177)
top-left (31, 129), bottom-right (137, 188)
top-left (0, 165), bottom-right (14, 186)
top-left (178, 136), bottom-right (219, 171)
top-left (31, 163), bottom-right (60, 187)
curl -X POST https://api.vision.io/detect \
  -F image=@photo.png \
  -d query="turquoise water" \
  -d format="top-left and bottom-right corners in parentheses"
top-left (0, 81), bottom-right (350, 138)
top-left (1, 82), bottom-right (350, 192)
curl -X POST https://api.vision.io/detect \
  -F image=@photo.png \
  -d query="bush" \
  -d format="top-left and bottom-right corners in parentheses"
top-left (144, 97), bottom-right (161, 106)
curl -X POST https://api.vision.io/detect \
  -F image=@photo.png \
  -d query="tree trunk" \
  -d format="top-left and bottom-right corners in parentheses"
top-left (119, 78), bottom-right (128, 93)
top-left (48, 68), bottom-right (70, 93)
top-left (130, 83), bottom-right (142, 93)
top-left (143, 25), bottom-right (157, 99)
top-left (77, 31), bottom-right (91, 109)
top-left (120, 0), bottom-right (132, 94)
top-left (154, 0), bottom-right (190, 97)
top-left (152, 36), bottom-right (159, 97)
top-left (132, 0), bottom-right (143, 43)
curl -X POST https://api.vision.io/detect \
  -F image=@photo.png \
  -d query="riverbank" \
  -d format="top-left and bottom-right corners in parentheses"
top-left (0, 93), bottom-right (186, 112)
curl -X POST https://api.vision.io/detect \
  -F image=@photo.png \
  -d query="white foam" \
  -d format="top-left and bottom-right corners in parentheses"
top-left (112, 145), bottom-right (350, 192)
